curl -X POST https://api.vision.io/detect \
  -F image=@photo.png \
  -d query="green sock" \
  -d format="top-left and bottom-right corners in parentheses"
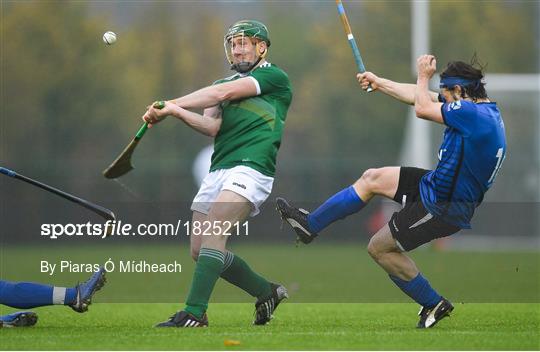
top-left (184, 247), bottom-right (224, 319)
top-left (220, 251), bottom-right (272, 299)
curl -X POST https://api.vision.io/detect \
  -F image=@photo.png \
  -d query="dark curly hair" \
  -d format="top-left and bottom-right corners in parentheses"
top-left (440, 55), bottom-right (488, 101)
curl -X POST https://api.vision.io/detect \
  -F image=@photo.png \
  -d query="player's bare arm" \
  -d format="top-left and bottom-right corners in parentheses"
top-left (175, 105), bottom-right (222, 137)
top-left (142, 101), bottom-right (222, 136)
top-left (142, 77), bottom-right (257, 126)
top-left (414, 55), bottom-right (444, 124)
top-left (170, 77), bottom-right (258, 109)
top-left (357, 72), bottom-right (438, 105)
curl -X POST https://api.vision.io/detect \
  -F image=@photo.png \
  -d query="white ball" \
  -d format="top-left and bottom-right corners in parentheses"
top-left (103, 31), bottom-right (117, 45)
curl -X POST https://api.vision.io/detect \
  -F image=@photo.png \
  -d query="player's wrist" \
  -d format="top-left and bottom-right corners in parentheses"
top-left (376, 77), bottom-right (395, 93)
top-left (417, 73), bottom-right (431, 82)
top-left (171, 104), bottom-right (186, 120)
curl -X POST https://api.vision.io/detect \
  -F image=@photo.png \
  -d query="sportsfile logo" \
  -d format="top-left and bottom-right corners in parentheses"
top-left (40, 220), bottom-right (249, 239)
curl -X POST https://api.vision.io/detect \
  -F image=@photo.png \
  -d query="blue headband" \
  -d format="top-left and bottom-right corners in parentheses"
top-left (439, 76), bottom-right (479, 88)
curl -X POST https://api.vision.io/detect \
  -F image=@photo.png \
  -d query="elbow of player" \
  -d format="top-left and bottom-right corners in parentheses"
top-left (207, 122), bottom-right (221, 138)
top-left (215, 86), bottom-right (235, 102)
top-left (414, 105), bottom-right (430, 120)
top-left (207, 128), bottom-right (218, 138)
top-left (217, 93), bottom-right (231, 102)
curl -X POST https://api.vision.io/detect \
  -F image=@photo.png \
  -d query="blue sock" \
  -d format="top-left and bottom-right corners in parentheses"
top-left (307, 185), bottom-right (366, 233)
top-left (64, 287), bottom-right (77, 305)
top-left (0, 280), bottom-right (77, 309)
top-left (389, 273), bottom-right (441, 308)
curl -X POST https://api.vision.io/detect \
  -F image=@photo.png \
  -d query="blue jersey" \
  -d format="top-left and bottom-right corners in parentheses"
top-left (419, 100), bottom-right (506, 228)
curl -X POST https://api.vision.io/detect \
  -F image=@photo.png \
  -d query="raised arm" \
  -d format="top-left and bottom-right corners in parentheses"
top-left (357, 72), bottom-right (439, 105)
top-left (414, 55), bottom-right (444, 124)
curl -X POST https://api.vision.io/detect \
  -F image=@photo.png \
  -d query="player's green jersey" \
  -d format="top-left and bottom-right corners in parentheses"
top-left (210, 62), bottom-right (293, 177)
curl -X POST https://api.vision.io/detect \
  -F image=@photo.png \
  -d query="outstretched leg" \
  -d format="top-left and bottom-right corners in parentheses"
top-left (309, 167), bottom-right (400, 232)
top-left (0, 280), bottom-right (76, 309)
top-left (0, 268), bottom-right (105, 312)
top-left (277, 167), bottom-right (400, 243)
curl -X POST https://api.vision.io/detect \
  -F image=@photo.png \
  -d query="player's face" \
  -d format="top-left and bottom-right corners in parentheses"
top-left (229, 35), bottom-right (258, 64)
top-left (440, 87), bottom-right (457, 103)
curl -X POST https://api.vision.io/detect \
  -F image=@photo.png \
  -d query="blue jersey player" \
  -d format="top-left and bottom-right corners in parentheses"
top-left (276, 55), bottom-right (506, 328)
top-left (0, 267), bottom-right (105, 327)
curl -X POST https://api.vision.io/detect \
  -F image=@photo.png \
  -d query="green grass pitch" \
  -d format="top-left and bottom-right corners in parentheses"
top-left (1, 244), bottom-right (539, 349)
top-left (1, 303), bottom-right (538, 350)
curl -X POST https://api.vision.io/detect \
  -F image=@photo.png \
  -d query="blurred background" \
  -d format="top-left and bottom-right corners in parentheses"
top-left (1, 1), bottom-right (538, 303)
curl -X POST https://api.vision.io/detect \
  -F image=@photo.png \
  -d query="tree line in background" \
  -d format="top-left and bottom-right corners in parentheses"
top-left (1, 0), bottom-right (538, 205)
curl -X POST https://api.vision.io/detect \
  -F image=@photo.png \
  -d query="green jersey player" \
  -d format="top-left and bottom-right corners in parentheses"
top-left (142, 20), bottom-right (292, 327)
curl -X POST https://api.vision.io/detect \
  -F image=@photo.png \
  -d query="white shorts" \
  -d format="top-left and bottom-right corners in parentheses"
top-left (190, 165), bottom-right (274, 217)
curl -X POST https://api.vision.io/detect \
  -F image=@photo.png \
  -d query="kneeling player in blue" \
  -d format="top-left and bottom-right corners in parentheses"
top-left (277, 55), bottom-right (506, 328)
top-left (0, 267), bottom-right (106, 327)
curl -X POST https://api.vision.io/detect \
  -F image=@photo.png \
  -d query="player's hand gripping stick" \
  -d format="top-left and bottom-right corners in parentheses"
top-left (103, 101), bottom-right (165, 179)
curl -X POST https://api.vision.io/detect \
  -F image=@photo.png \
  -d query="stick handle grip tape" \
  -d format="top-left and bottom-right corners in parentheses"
top-left (336, 1), bottom-right (373, 92)
top-left (0, 167), bottom-right (16, 177)
top-left (135, 123), bottom-right (148, 139)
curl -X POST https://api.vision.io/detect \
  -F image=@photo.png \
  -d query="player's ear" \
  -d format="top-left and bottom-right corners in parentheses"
top-left (258, 41), bottom-right (267, 54)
